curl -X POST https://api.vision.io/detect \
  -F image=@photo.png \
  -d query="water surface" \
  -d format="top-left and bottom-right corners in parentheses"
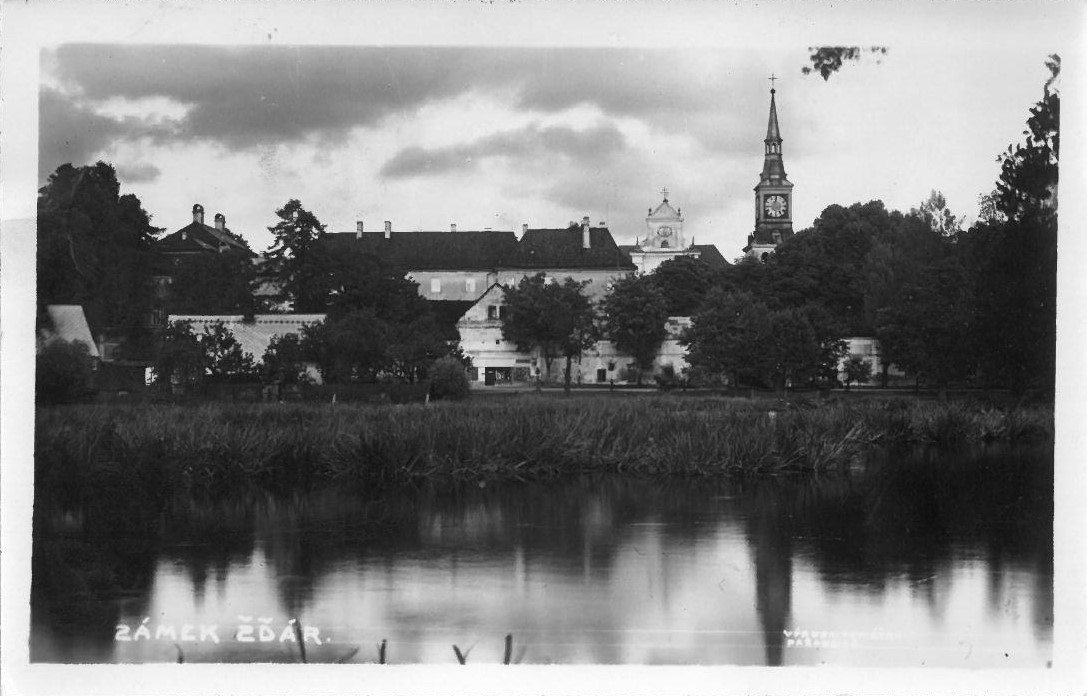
top-left (31, 445), bottom-right (1052, 666)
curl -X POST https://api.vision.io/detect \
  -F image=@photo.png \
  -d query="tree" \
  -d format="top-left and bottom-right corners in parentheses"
top-left (164, 250), bottom-right (260, 316)
top-left (911, 190), bottom-right (963, 238)
top-left (36, 340), bottom-right (97, 405)
top-left (152, 320), bottom-right (204, 391)
top-left (264, 199), bottom-right (329, 312)
top-left (37, 162), bottom-right (159, 357)
top-left (501, 274), bottom-right (598, 393)
top-left (763, 307), bottom-right (826, 392)
top-left (323, 251), bottom-right (430, 323)
top-left (876, 258), bottom-right (976, 398)
top-left (262, 332), bottom-right (310, 386)
top-left (841, 355), bottom-right (873, 391)
top-left (429, 355), bottom-right (470, 401)
top-left (959, 56), bottom-right (1058, 394)
top-left (199, 322), bottom-right (257, 382)
top-left (682, 289), bottom-right (771, 389)
top-left (802, 47), bottom-right (887, 81)
top-left (152, 320), bottom-right (258, 390)
top-left (301, 310), bottom-right (389, 383)
top-left (386, 315), bottom-right (459, 384)
top-left (601, 275), bottom-right (669, 385)
top-left (651, 256), bottom-right (715, 316)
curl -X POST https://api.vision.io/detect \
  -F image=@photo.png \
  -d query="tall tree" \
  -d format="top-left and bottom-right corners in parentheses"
top-left (37, 162), bottom-right (159, 356)
top-left (960, 56), bottom-right (1058, 394)
top-left (264, 199), bottom-right (328, 312)
top-left (601, 275), bottom-right (669, 385)
top-left (501, 274), bottom-right (598, 393)
top-left (876, 258), bottom-right (976, 397)
top-left (682, 288), bottom-right (771, 389)
top-left (651, 256), bottom-right (715, 316)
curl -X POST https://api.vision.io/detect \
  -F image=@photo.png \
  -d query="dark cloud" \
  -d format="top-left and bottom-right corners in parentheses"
top-left (115, 162), bottom-right (162, 184)
top-left (46, 45), bottom-right (768, 156)
top-left (380, 123), bottom-right (626, 178)
top-left (38, 87), bottom-right (176, 181)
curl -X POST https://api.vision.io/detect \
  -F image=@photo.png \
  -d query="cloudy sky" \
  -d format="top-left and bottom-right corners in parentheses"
top-left (36, 17), bottom-right (1063, 260)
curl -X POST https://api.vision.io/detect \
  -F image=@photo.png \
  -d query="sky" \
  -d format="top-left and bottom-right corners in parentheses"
top-left (38, 40), bottom-right (1059, 260)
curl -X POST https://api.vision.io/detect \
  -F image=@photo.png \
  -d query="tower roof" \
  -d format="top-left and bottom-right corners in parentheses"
top-left (765, 88), bottom-right (781, 142)
top-left (759, 87), bottom-right (789, 185)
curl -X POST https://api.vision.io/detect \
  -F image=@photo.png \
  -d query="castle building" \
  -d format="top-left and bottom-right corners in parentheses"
top-left (743, 85), bottom-right (794, 261)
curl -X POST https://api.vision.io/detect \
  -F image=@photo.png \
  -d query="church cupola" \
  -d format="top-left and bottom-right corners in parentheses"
top-left (642, 188), bottom-right (687, 253)
top-left (745, 78), bottom-right (795, 261)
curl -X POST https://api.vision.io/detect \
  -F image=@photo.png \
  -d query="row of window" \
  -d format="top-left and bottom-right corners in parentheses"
top-left (429, 277), bottom-right (478, 294)
top-left (427, 276), bottom-right (562, 294)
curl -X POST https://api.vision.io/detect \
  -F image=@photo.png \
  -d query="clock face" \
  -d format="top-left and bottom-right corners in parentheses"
top-left (764, 195), bottom-right (788, 218)
top-left (657, 226), bottom-right (673, 237)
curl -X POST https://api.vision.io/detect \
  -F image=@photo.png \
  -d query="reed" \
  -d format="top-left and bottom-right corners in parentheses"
top-left (33, 397), bottom-right (1052, 499)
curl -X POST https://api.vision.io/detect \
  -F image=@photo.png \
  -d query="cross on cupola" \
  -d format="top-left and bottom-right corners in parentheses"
top-left (661, 187), bottom-right (669, 202)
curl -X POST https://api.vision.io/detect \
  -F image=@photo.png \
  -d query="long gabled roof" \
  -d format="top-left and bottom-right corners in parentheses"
top-left (515, 226), bottom-right (635, 270)
top-left (169, 314), bottom-right (326, 360)
top-left (320, 226), bottom-right (635, 272)
top-left (319, 231), bottom-right (520, 270)
top-left (158, 221), bottom-right (254, 256)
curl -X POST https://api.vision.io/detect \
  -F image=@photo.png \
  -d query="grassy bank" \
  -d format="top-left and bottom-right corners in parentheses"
top-left (34, 396), bottom-right (1053, 502)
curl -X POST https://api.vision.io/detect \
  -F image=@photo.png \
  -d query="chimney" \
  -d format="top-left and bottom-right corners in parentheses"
top-left (356, 221), bottom-right (364, 239)
top-left (192, 203), bottom-right (204, 225)
top-left (522, 223), bottom-right (528, 237)
top-left (582, 216), bottom-right (591, 249)
top-left (451, 223), bottom-right (457, 233)
top-left (384, 220), bottom-right (392, 240)
top-left (214, 213), bottom-right (226, 231)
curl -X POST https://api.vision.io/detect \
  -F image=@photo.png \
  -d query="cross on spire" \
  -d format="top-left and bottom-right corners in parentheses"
top-left (769, 73), bottom-right (778, 93)
top-left (661, 187), bottom-right (669, 201)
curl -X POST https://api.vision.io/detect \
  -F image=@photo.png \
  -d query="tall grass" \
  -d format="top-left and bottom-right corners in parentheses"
top-left (34, 397), bottom-right (1053, 501)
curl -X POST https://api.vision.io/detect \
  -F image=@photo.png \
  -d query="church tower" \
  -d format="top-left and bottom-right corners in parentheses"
top-left (744, 82), bottom-right (794, 261)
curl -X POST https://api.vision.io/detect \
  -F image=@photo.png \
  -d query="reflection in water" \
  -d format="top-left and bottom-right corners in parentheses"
top-left (31, 445), bottom-right (1052, 666)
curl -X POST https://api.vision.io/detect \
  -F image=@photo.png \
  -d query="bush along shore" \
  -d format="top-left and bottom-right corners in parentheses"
top-left (34, 396), bottom-right (1053, 504)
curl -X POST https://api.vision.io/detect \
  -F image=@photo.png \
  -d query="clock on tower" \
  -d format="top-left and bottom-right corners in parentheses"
top-left (764, 195), bottom-right (788, 218)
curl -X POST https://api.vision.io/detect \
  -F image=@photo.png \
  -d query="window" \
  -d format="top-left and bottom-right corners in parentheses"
top-left (488, 305), bottom-right (498, 320)
top-left (499, 306), bottom-right (509, 320)
top-left (660, 240), bottom-right (670, 249)
top-left (430, 278), bottom-right (441, 294)
top-left (465, 278), bottom-right (476, 293)
top-left (772, 232), bottom-right (782, 244)
top-left (495, 339), bottom-right (501, 345)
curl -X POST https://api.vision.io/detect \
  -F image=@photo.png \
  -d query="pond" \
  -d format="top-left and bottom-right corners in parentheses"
top-left (30, 444), bottom-right (1052, 667)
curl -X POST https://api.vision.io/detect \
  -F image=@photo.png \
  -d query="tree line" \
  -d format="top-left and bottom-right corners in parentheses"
top-left (35, 58), bottom-right (1058, 401)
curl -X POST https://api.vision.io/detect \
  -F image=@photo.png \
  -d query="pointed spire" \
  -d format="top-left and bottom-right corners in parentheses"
top-left (766, 88), bottom-right (781, 142)
top-left (760, 83), bottom-right (787, 183)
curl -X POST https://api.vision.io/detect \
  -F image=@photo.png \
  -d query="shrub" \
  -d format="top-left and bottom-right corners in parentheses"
top-left (429, 356), bottom-right (470, 401)
top-left (36, 340), bottom-right (96, 405)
